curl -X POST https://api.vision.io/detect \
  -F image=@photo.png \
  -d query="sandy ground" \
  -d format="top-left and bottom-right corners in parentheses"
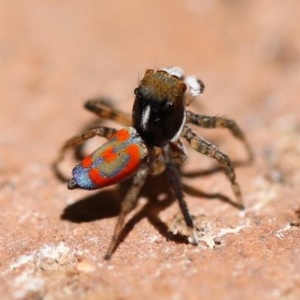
top-left (1, 1), bottom-right (300, 299)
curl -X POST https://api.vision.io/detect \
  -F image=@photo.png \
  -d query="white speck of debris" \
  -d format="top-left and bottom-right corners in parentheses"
top-left (275, 223), bottom-right (292, 239)
top-left (6, 242), bottom-right (76, 299)
top-left (9, 254), bottom-right (34, 270)
top-left (198, 221), bottom-right (250, 249)
top-left (218, 224), bottom-right (248, 236)
top-left (149, 235), bottom-right (160, 243)
top-left (37, 241), bottom-right (70, 260)
top-left (198, 235), bottom-right (216, 249)
top-left (13, 271), bottom-right (44, 299)
top-left (76, 260), bottom-right (95, 273)
top-left (8, 241), bottom-right (71, 271)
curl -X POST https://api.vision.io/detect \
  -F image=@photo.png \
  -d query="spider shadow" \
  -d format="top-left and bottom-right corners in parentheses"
top-left (61, 164), bottom-right (243, 257)
top-left (61, 174), bottom-right (187, 242)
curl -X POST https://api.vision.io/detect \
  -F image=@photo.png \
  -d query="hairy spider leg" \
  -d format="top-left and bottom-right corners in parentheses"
top-left (185, 111), bottom-right (253, 162)
top-left (85, 98), bottom-right (132, 127)
top-left (53, 126), bottom-right (117, 181)
top-left (104, 164), bottom-right (149, 260)
top-left (182, 125), bottom-right (244, 208)
top-left (162, 144), bottom-right (199, 245)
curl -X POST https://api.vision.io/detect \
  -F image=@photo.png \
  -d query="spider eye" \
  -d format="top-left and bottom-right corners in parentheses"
top-left (134, 88), bottom-right (139, 96)
top-left (162, 100), bottom-right (174, 111)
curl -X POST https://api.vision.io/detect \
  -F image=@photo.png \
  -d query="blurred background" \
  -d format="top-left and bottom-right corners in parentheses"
top-left (1, 1), bottom-right (299, 167)
top-left (1, 1), bottom-right (300, 299)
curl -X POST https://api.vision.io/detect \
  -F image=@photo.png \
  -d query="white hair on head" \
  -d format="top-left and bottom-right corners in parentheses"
top-left (160, 66), bottom-right (184, 79)
top-left (159, 66), bottom-right (205, 105)
top-left (183, 75), bottom-right (205, 106)
top-left (185, 75), bottom-right (204, 97)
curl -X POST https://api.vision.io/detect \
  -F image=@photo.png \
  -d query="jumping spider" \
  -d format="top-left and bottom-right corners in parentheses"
top-left (54, 67), bottom-right (253, 259)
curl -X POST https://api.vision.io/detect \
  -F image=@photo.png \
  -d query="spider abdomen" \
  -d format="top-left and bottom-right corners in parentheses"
top-left (69, 127), bottom-right (148, 190)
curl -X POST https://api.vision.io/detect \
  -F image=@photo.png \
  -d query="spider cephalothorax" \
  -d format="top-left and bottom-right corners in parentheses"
top-left (133, 69), bottom-right (187, 146)
top-left (54, 67), bottom-right (253, 260)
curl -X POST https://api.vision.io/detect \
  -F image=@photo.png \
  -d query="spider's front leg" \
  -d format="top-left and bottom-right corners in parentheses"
top-left (85, 98), bottom-right (132, 127)
top-left (104, 164), bottom-right (149, 260)
top-left (186, 111), bottom-right (253, 162)
top-left (182, 125), bottom-right (244, 208)
top-left (162, 144), bottom-right (199, 245)
top-left (53, 126), bottom-right (117, 181)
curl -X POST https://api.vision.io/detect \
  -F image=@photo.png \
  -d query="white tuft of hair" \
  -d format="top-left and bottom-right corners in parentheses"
top-left (160, 66), bottom-right (184, 79)
top-left (185, 75), bottom-right (203, 96)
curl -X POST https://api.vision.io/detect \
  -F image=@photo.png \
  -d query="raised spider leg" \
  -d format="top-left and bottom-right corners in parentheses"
top-left (182, 125), bottom-right (244, 208)
top-left (85, 98), bottom-right (132, 126)
top-left (185, 111), bottom-right (253, 162)
top-left (53, 126), bottom-right (117, 181)
top-left (104, 164), bottom-right (149, 260)
top-left (162, 144), bottom-right (199, 245)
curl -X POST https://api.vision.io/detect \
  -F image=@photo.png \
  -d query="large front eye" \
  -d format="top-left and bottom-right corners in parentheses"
top-left (161, 100), bottom-right (174, 111)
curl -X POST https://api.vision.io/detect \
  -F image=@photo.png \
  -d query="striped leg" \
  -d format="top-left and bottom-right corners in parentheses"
top-left (186, 111), bottom-right (253, 161)
top-left (162, 144), bottom-right (199, 245)
top-left (85, 98), bottom-right (131, 126)
top-left (182, 125), bottom-right (244, 208)
top-left (104, 164), bottom-right (149, 260)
